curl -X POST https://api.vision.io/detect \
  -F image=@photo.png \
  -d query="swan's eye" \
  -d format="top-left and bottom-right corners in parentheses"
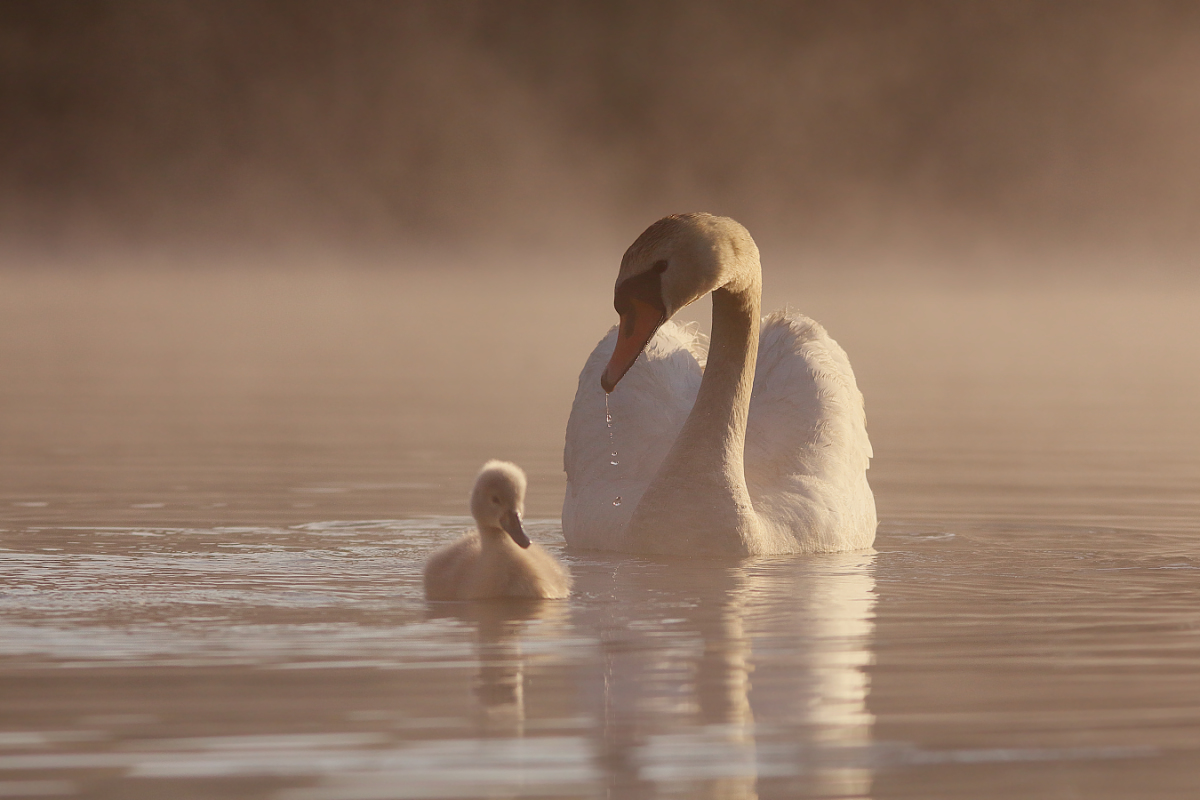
top-left (653, 259), bottom-right (668, 273)
top-left (491, 495), bottom-right (500, 504)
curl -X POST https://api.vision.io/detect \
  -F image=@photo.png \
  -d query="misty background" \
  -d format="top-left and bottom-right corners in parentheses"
top-left (2, 2), bottom-right (1199, 523)
top-left (3, 0), bottom-right (1200, 267)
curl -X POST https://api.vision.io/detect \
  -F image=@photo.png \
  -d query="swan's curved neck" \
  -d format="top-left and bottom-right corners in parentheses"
top-left (684, 283), bottom-right (760, 473)
top-left (624, 264), bottom-right (762, 554)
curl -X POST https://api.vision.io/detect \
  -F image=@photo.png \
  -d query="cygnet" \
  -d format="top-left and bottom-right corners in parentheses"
top-left (423, 460), bottom-right (571, 600)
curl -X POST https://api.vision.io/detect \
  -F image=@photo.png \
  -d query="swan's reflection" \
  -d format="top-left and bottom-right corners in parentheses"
top-left (571, 551), bottom-right (877, 799)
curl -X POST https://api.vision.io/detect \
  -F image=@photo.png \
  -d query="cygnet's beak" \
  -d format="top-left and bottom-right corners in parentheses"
top-left (500, 509), bottom-right (530, 548)
top-left (602, 297), bottom-right (665, 393)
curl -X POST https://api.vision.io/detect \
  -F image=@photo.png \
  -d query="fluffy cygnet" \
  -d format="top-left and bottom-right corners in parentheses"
top-left (423, 460), bottom-right (572, 600)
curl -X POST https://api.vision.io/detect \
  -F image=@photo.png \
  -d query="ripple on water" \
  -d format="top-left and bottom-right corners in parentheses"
top-left (0, 513), bottom-right (1197, 798)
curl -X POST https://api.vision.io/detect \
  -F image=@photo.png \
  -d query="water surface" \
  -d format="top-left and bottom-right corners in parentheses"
top-left (1, 266), bottom-right (1198, 798)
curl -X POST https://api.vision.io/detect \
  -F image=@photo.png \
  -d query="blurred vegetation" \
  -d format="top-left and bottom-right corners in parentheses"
top-left (2, 1), bottom-right (1199, 256)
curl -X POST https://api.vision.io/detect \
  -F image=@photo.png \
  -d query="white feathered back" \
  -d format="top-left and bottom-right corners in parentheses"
top-left (744, 311), bottom-right (876, 552)
top-left (564, 313), bottom-right (875, 553)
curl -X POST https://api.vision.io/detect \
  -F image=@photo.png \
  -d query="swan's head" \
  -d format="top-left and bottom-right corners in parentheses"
top-left (470, 460), bottom-right (530, 547)
top-left (602, 213), bottom-right (759, 392)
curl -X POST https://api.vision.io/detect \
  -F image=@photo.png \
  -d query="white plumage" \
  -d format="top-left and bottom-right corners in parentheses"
top-left (562, 214), bottom-right (875, 556)
top-left (563, 322), bottom-right (702, 550)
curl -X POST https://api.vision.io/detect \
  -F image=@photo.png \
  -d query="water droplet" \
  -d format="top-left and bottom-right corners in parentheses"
top-left (604, 395), bottom-right (619, 470)
top-left (612, 496), bottom-right (622, 506)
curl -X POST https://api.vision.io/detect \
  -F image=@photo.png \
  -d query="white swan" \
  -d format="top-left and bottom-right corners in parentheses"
top-left (424, 461), bottom-right (572, 600)
top-left (563, 213), bottom-right (876, 556)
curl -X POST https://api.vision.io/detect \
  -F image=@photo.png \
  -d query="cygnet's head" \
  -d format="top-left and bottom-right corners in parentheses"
top-left (469, 460), bottom-right (529, 548)
top-left (603, 213), bottom-right (760, 392)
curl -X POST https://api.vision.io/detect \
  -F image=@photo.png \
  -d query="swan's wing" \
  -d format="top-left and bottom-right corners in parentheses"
top-left (746, 311), bottom-right (876, 550)
top-left (563, 321), bottom-right (704, 549)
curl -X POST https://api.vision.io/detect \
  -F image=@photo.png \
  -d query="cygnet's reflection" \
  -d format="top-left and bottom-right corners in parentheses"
top-left (429, 600), bottom-right (568, 738)
top-left (570, 551), bottom-right (877, 800)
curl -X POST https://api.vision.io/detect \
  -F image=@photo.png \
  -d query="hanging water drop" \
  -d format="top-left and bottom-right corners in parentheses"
top-left (605, 395), bottom-right (618, 468)
top-left (605, 396), bottom-right (621, 504)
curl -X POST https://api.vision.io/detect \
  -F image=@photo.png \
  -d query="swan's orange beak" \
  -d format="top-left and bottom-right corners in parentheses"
top-left (602, 297), bottom-right (665, 393)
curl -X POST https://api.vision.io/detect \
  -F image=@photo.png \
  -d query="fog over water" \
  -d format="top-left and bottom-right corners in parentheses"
top-left (3, 5), bottom-right (1200, 799)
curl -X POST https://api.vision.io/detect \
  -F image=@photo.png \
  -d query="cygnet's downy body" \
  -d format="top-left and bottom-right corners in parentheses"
top-left (423, 461), bottom-right (572, 600)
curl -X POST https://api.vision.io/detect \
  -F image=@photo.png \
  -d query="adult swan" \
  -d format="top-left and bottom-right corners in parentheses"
top-left (563, 213), bottom-right (876, 556)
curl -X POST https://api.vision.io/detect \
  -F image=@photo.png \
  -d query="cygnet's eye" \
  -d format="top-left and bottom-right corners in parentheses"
top-left (653, 259), bottom-right (668, 273)
top-left (491, 495), bottom-right (500, 504)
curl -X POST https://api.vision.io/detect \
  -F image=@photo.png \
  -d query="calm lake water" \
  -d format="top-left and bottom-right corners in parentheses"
top-left (1, 263), bottom-right (1198, 799)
